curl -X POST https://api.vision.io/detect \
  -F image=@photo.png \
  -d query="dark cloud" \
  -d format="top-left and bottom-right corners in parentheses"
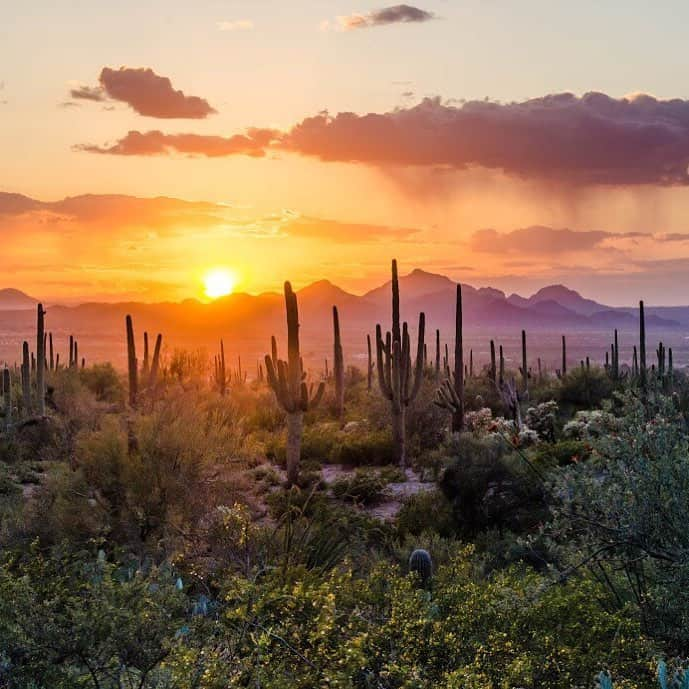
top-left (340, 5), bottom-right (435, 30)
top-left (74, 128), bottom-right (279, 157)
top-left (98, 67), bottom-right (216, 118)
top-left (280, 93), bottom-right (689, 185)
top-left (70, 85), bottom-right (105, 102)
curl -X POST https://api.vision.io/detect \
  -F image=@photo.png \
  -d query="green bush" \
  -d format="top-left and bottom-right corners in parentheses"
top-left (396, 489), bottom-right (455, 538)
top-left (79, 363), bottom-right (124, 403)
top-left (331, 469), bottom-right (386, 505)
top-left (532, 438), bottom-right (591, 467)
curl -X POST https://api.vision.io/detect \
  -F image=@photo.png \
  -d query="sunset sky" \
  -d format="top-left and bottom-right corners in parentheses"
top-left (5, 1), bottom-right (689, 304)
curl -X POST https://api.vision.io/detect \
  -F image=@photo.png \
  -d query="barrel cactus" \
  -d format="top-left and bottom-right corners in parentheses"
top-left (409, 548), bottom-right (433, 586)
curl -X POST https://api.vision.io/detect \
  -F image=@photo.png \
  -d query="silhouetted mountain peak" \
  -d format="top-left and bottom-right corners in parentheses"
top-left (0, 288), bottom-right (38, 311)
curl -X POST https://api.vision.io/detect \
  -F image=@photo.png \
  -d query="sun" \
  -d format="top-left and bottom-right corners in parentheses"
top-left (204, 268), bottom-right (238, 299)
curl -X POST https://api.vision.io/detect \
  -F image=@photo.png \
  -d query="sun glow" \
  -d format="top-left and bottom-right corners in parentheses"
top-left (204, 268), bottom-right (238, 299)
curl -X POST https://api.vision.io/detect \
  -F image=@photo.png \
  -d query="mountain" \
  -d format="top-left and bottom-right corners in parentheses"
top-left (0, 288), bottom-right (38, 311)
top-left (508, 284), bottom-right (607, 317)
top-left (363, 268), bottom-right (455, 306)
top-left (0, 271), bottom-right (684, 369)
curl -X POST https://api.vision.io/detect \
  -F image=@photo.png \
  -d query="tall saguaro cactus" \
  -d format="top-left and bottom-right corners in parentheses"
top-left (333, 306), bottom-right (345, 418)
top-left (126, 315), bottom-right (138, 407)
top-left (561, 335), bottom-right (567, 377)
top-left (125, 316), bottom-right (162, 407)
top-left (375, 259), bottom-right (425, 467)
top-left (265, 282), bottom-right (325, 485)
top-left (521, 329), bottom-right (528, 392)
top-left (36, 304), bottom-right (46, 416)
top-left (21, 342), bottom-right (30, 415)
top-left (366, 334), bottom-right (374, 391)
top-left (435, 284), bottom-right (464, 432)
top-left (639, 300), bottom-right (647, 389)
top-left (2, 368), bottom-right (11, 430)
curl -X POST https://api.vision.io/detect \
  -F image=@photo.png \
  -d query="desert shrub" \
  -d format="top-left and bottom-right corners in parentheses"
top-left (0, 463), bottom-right (20, 497)
top-left (396, 489), bottom-right (456, 538)
top-left (525, 400), bottom-right (559, 441)
top-left (562, 408), bottom-right (620, 439)
top-left (331, 468), bottom-right (386, 505)
top-left (546, 390), bottom-right (689, 653)
top-left (378, 465), bottom-right (407, 483)
top-left (532, 438), bottom-right (591, 467)
top-left (0, 546), bottom-right (188, 688)
top-left (557, 366), bottom-right (614, 409)
top-left (79, 362), bottom-right (124, 403)
top-left (330, 429), bottom-right (397, 466)
top-left (193, 547), bottom-right (655, 689)
top-left (439, 433), bottom-right (546, 536)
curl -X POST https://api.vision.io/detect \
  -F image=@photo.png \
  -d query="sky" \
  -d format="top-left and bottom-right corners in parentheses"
top-left (4, 1), bottom-right (689, 304)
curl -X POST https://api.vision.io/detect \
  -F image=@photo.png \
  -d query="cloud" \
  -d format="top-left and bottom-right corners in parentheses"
top-left (75, 128), bottom-right (279, 157)
top-left (70, 85), bottom-right (105, 102)
top-left (469, 226), bottom-right (641, 255)
top-left (96, 67), bottom-right (216, 118)
top-left (217, 19), bottom-right (253, 31)
top-left (338, 5), bottom-right (435, 30)
top-left (279, 93), bottom-right (689, 185)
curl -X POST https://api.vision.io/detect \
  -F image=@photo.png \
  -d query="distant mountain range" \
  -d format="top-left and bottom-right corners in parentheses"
top-left (0, 270), bottom-right (683, 332)
top-left (0, 271), bottom-right (685, 367)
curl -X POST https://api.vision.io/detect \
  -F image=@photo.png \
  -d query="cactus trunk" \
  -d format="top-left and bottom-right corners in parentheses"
top-left (286, 411), bottom-right (304, 486)
top-left (126, 315), bottom-right (138, 407)
top-left (451, 284), bottom-right (464, 433)
top-left (639, 300), bottom-right (647, 389)
top-left (36, 304), bottom-right (45, 416)
top-left (333, 306), bottom-right (345, 418)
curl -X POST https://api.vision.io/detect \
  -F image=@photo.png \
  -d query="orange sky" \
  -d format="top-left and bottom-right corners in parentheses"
top-left (6, 2), bottom-right (689, 305)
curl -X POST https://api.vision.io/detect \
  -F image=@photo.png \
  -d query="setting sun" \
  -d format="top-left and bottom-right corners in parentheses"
top-left (204, 268), bottom-right (238, 299)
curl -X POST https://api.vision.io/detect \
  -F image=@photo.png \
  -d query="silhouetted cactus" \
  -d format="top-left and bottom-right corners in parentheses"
top-left (333, 306), bottom-right (344, 418)
top-left (561, 334), bottom-right (567, 376)
top-left (409, 548), bottom-right (433, 586)
top-left (490, 340), bottom-right (496, 383)
top-left (434, 328), bottom-right (440, 382)
top-left (126, 315), bottom-right (137, 406)
top-left (21, 342), bottom-right (30, 416)
top-left (435, 285), bottom-right (464, 431)
top-left (49, 332), bottom-right (54, 371)
top-left (499, 344), bottom-right (505, 386)
top-left (36, 304), bottom-right (46, 416)
top-left (366, 334), bottom-right (374, 391)
top-left (639, 300), bottom-right (647, 388)
top-left (375, 259), bottom-right (425, 467)
top-left (265, 281), bottom-right (325, 485)
top-left (2, 368), bottom-right (11, 430)
top-left (520, 329), bottom-right (528, 392)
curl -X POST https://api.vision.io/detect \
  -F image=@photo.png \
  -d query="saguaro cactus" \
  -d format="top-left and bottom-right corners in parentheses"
top-left (639, 300), bottom-right (647, 388)
top-left (2, 368), bottom-right (10, 430)
top-left (126, 315), bottom-right (138, 407)
top-left (375, 259), bottom-right (425, 467)
top-left (333, 306), bottom-right (345, 418)
top-left (490, 340), bottom-right (497, 383)
top-left (435, 285), bottom-right (464, 432)
top-left (434, 329), bottom-right (440, 383)
top-left (21, 342), bottom-right (30, 415)
top-left (521, 329), bottom-right (528, 392)
top-left (366, 334), bottom-right (374, 391)
top-left (265, 281), bottom-right (325, 485)
top-left (561, 335), bottom-right (567, 376)
top-left (36, 304), bottom-right (46, 416)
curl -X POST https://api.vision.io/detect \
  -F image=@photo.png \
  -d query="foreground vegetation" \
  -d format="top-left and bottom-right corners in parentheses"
top-left (1, 267), bottom-right (688, 688)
